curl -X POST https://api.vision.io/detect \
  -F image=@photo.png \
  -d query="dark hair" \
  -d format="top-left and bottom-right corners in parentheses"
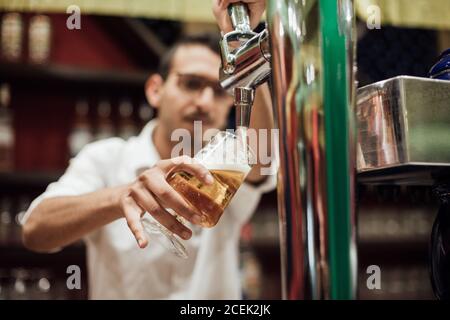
top-left (158, 33), bottom-right (221, 79)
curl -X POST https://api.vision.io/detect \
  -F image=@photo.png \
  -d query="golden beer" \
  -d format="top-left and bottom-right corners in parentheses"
top-left (167, 166), bottom-right (248, 227)
top-left (142, 131), bottom-right (254, 259)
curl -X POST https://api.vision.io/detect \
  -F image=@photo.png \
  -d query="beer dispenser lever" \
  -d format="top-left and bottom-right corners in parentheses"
top-left (219, 3), bottom-right (271, 130)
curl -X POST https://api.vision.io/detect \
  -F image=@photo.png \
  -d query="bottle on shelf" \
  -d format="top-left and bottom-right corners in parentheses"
top-left (0, 268), bottom-right (8, 299)
top-left (240, 250), bottom-right (262, 300)
top-left (0, 197), bottom-right (13, 245)
top-left (29, 269), bottom-right (52, 300)
top-left (0, 268), bottom-right (58, 300)
top-left (9, 268), bottom-right (29, 300)
top-left (14, 195), bottom-right (30, 245)
top-left (1, 12), bottom-right (24, 62)
top-left (138, 101), bottom-right (154, 128)
top-left (94, 99), bottom-right (115, 141)
top-left (0, 83), bottom-right (14, 171)
top-left (68, 99), bottom-right (93, 157)
top-left (117, 98), bottom-right (138, 140)
top-left (28, 14), bottom-right (52, 64)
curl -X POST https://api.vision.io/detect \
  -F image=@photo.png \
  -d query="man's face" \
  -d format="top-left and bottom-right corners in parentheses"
top-left (150, 44), bottom-right (233, 140)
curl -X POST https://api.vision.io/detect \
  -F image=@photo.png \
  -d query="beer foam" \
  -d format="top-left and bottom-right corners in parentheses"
top-left (195, 134), bottom-right (253, 175)
top-left (203, 162), bottom-right (251, 175)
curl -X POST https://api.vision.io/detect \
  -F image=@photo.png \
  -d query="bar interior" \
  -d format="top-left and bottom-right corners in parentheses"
top-left (0, 0), bottom-right (449, 300)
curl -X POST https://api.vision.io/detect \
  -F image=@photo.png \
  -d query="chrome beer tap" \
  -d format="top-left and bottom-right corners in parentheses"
top-left (219, 3), bottom-right (271, 130)
top-left (218, 1), bottom-right (357, 300)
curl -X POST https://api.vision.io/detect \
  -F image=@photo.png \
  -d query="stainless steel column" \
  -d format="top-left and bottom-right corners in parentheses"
top-left (267, 0), bottom-right (357, 299)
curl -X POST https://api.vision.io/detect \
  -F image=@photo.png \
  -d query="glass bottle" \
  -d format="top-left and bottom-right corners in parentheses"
top-left (94, 99), bottom-right (115, 141)
top-left (1, 13), bottom-right (23, 61)
top-left (68, 99), bottom-right (93, 157)
top-left (28, 14), bottom-right (52, 64)
top-left (117, 98), bottom-right (137, 139)
top-left (0, 83), bottom-right (13, 171)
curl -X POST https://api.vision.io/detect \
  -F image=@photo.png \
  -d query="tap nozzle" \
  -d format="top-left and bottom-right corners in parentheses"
top-left (219, 3), bottom-right (269, 130)
top-left (234, 87), bottom-right (255, 129)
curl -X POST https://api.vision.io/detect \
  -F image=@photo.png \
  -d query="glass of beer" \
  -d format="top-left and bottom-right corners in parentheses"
top-left (141, 131), bottom-right (254, 258)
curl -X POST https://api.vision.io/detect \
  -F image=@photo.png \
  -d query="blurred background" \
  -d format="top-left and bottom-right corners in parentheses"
top-left (0, 0), bottom-right (449, 300)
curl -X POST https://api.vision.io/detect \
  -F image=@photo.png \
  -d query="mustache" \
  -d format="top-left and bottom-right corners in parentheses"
top-left (183, 112), bottom-right (213, 124)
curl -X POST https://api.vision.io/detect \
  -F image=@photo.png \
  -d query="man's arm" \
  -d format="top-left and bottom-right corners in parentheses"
top-left (23, 156), bottom-right (214, 253)
top-left (22, 186), bottom-right (124, 252)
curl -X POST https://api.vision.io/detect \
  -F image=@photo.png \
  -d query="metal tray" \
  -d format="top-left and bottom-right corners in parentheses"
top-left (356, 76), bottom-right (450, 184)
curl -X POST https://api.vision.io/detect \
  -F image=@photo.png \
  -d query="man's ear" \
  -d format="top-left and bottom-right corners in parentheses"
top-left (145, 74), bottom-right (164, 109)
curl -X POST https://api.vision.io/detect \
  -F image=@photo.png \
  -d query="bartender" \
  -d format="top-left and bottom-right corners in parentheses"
top-left (22, 0), bottom-right (273, 299)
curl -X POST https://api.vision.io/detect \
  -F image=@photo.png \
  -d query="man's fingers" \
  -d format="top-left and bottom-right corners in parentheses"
top-left (213, 0), bottom-right (265, 33)
top-left (122, 195), bottom-right (148, 248)
top-left (135, 156), bottom-right (212, 227)
top-left (220, 0), bottom-right (243, 7)
top-left (157, 156), bottom-right (213, 185)
top-left (139, 173), bottom-right (204, 225)
top-left (129, 184), bottom-right (193, 240)
top-left (174, 163), bottom-right (214, 186)
top-left (247, 1), bottom-right (266, 30)
top-left (212, 0), bottom-right (237, 34)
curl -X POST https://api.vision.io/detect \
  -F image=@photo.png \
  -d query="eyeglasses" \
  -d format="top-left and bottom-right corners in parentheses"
top-left (175, 73), bottom-right (229, 100)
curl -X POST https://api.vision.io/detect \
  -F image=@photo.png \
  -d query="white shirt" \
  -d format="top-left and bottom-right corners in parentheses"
top-left (24, 120), bottom-right (276, 300)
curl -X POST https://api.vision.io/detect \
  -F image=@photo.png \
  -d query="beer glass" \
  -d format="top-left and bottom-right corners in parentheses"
top-left (141, 131), bottom-right (255, 258)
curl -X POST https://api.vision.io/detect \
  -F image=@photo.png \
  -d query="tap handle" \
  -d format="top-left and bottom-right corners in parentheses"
top-left (220, 3), bottom-right (257, 74)
top-left (228, 3), bottom-right (252, 33)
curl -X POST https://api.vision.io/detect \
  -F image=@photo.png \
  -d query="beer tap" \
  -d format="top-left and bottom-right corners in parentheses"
top-left (219, 3), bottom-right (271, 131)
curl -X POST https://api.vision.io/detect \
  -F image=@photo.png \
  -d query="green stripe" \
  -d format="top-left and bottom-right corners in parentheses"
top-left (320, 0), bottom-right (354, 299)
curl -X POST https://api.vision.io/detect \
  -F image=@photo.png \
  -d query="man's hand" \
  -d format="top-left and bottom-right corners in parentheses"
top-left (118, 156), bottom-right (213, 249)
top-left (212, 0), bottom-right (266, 34)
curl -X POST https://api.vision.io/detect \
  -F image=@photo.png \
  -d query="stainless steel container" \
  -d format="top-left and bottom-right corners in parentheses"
top-left (356, 76), bottom-right (450, 185)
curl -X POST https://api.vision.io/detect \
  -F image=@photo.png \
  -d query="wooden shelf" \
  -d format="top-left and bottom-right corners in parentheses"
top-left (358, 238), bottom-right (429, 264)
top-left (0, 244), bottom-right (86, 269)
top-left (0, 62), bottom-right (149, 89)
top-left (0, 171), bottom-right (62, 189)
